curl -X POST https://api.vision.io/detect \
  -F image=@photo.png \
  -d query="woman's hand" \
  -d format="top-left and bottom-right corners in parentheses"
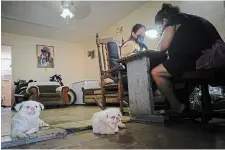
top-left (124, 52), bottom-right (135, 57)
top-left (128, 53), bottom-right (135, 56)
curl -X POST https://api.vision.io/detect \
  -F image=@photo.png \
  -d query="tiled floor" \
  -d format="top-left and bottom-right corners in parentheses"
top-left (3, 106), bottom-right (225, 149)
top-left (39, 106), bottom-right (101, 125)
top-left (17, 122), bottom-right (225, 149)
top-left (1, 108), bottom-right (15, 136)
top-left (1, 106), bottom-right (101, 145)
top-left (1, 105), bottom-right (130, 145)
top-left (1, 106), bottom-right (101, 136)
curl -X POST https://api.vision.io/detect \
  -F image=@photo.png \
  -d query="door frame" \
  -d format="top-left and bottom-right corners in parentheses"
top-left (1, 44), bottom-right (13, 107)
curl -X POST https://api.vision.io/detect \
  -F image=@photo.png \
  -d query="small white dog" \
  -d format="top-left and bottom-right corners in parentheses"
top-left (91, 108), bottom-right (126, 134)
top-left (11, 100), bottom-right (49, 138)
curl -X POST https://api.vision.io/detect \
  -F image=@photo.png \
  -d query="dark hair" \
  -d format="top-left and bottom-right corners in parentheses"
top-left (128, 24), bottom-right (146, 41)
top-left (155, 3), bottom-right (180, 25)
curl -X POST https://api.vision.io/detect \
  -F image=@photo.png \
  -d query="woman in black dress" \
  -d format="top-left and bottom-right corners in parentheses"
top-left (151, 3), bottom-right (223, 113)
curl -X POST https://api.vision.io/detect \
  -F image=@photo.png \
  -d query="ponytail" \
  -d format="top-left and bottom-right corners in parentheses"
top-left (155, 3), bottom-right (180, 25)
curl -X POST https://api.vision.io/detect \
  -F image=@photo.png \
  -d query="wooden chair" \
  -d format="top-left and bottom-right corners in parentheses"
top-left (94, 33), bottom-right (128, 113)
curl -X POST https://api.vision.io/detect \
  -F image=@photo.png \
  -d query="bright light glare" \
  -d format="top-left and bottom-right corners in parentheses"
top-left (145, 29), bottom-right (159, 39)
top-left (61, 8), bottom-right (74, 19)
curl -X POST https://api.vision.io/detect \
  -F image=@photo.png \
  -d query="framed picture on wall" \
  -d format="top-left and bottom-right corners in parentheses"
top-left (36, 45), bottom-right (55, 68)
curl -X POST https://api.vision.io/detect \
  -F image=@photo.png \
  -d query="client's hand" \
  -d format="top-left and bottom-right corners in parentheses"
top-left (128, 53), bottom-right (135, 56)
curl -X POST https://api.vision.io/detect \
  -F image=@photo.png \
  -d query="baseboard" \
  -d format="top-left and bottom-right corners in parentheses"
top-left (1, 105), bottom-right (11, 108)
top-left (73, 104), bottom-right (86, 106)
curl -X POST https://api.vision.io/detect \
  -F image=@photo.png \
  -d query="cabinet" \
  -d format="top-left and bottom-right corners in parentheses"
top-left (72, 80), bottom-right (100, 104)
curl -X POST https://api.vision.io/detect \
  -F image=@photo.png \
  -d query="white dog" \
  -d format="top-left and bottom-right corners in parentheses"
top-left (91, 108), bottom-right (126, 134)
top-left (11, 100), bottom-right (49, 138)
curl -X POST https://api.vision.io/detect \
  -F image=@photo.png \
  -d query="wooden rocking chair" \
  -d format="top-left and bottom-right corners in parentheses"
top-left (94, 33), bottom-right (129, 114)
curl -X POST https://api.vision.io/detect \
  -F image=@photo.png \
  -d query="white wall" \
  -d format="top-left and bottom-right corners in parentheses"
top-left (82, 1), bottom-right (225, 80)
top-left (1, 48), bottom-right (11, 75)
top-left (1, 32), bottom-right (86, 86)
top-left (2, 1), bottom-right (224, 82)
top-left (1, 45), bottom-right (12, 71)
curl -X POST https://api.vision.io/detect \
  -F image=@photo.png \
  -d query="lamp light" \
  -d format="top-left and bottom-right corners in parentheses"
top-left (145, 29), bottom-right (159, 39)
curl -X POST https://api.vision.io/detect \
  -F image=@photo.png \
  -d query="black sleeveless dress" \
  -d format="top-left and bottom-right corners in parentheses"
top-left (162, 13), bottom-right (222, 77)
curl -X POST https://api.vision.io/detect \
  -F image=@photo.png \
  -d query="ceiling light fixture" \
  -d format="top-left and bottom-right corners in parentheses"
top-left (60, 1), bottom-right (75, 24)
top-left (145, 29), bottom-right (159, 39)
top-left (61, 8), bottom-right (74, 20)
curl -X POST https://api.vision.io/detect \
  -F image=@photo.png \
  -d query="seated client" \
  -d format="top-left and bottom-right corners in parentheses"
top-left (121, 24), bottom-right (148, 57)
top-left (151, 3), bottom-right (223, 113)
top-left (120, 24), bottom-right (149, 90)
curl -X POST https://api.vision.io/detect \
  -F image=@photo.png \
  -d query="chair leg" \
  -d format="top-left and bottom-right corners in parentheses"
top-left (118, 72), bottom-right (124, 114)
top-left (118, 87), bottom-right (124, 114)
top-left (200, 84), bottom-right (212, 123)
top-left (94, 81), bottom-right (106, 110)
top-left (122, 100), bottom-right (129, 107)
top-left (92, 97), bottom-right (106, 110)
top-left (100, 82), bottom-right (106, 107)
top-left (102, 95), bottom-right (106, 108)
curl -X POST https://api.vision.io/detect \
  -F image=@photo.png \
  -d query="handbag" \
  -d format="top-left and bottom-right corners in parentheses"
top-left (196, 39), bottom-right (225, 70)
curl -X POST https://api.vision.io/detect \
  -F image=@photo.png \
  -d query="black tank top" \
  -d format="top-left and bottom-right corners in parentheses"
top-left (163, 13), bottom-right (222, 44)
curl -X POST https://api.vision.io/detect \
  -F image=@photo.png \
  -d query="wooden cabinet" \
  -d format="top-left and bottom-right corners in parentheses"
top-left (1, 80), bottom-right (12, 106)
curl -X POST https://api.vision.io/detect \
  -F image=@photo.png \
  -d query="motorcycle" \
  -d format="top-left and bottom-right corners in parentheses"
top-left (49, 74), bottom-right (77, 105)
top-left (12, 79), bottom-right (36, 110)
top-left (190, 86), bottom-right (225, 112)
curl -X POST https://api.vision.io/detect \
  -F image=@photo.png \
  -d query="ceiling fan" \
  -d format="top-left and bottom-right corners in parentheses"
top-left (223, 1), bottom-right (225, 7)
top-left (59, 1), bottom-right (91, 24)
top-left (1, 1), bottom-right (92, 25)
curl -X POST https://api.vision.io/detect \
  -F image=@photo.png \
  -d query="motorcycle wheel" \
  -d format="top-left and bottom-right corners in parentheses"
top-left (11, 88), bottom-right (27, 111)
top-left (67, 89), bottom-right (77, 105)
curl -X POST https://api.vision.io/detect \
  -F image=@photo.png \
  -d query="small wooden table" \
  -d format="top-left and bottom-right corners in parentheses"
top-left (118, 50), bottom-right (165, 123)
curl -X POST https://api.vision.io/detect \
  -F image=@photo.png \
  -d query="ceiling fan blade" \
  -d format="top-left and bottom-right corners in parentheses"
top-left (73, 2), bottom-right (91, 20)
top-left (1, 1), bottom-right (14, 16)
top-left (2, 1), bottom-right (92, 22)
top-left (224, 1), bottom-right (225, 9)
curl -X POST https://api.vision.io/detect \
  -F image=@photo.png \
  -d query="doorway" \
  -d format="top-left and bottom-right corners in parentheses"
top-left (1, 45), bottom-right (12, 107)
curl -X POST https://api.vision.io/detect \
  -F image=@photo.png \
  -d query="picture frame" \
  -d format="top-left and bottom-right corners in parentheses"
top-left (36, 45), bottom-right (55, 68)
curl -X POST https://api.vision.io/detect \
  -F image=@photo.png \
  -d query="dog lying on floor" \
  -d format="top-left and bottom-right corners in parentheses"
top-left (11, 100), bottom-right (49, 138)
top-left (91, 108), bottom-right (126, 134)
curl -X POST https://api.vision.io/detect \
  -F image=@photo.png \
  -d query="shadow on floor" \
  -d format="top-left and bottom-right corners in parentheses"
top-left (17, 120), bottom-right (225, 149)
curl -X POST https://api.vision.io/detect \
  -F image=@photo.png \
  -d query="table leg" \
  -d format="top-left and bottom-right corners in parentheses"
top-left (126, 56), bottom-right (164, 123)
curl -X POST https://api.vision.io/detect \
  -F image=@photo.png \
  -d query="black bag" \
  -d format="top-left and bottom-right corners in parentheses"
top-left (196, 39), bottom-right (225, 70)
